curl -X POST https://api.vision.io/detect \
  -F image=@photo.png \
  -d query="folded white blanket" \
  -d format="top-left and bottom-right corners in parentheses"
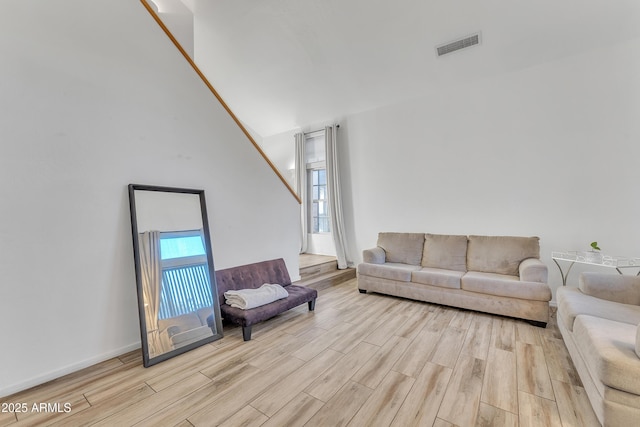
top-left (224, 283), bottom-right (289, 310)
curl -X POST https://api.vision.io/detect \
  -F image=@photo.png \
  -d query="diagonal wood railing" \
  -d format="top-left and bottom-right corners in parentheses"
top-left (140, 0), bottom-right (301, 204)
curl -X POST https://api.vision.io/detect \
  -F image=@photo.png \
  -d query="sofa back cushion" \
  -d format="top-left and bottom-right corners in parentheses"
top-left (579, 272), bottom-right (640, 305)
top-left (215, 258), bottom-right (292, 307)
top-left (467, 235), bottom-right (540, 276)
top-left (422, 234), bottom-right (468, 272)
top-left (377, 232), bottom-right (425, 265)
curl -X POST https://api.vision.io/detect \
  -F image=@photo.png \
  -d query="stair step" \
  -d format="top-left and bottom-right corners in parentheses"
top-left (300, 259), bottom-right (338, 278)
top-left (298, 268), bottom-right (356, 291)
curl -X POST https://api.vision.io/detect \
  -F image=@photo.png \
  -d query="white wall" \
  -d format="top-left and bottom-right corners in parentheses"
top-left (261, 129), bottom-right (297, 189)
top-left (0, 0), bottom-right (299, 397)
top-left (340, 36), bottom-right (640, 301)
top-left (154, 0), bottom-right (195, 59)
top-left (306, 233), bottom-right (336, 257)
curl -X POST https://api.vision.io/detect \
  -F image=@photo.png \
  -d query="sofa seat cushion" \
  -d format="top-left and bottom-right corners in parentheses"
top-left (220, 284), bottom-right (317, 328)
top-left (215, 258), bottom-right (292, 307)
top-left (461, 271), bottom-right (551, 301)
top-left (421, 234), bottom-right (468, 272)
top-left (573, 315), bottom-right (640, 396)
top-left (411, 267), bottom-right (463, 289)
top-left (158, 312), bottom-right (203, 337)
top-left (467, 235), bottom-right (540, 276)
top-left (377, 232), bottom-right (425, 265)
top-left (557, 287), bottom-right (640, 332)
top-left (358, 262), bottom-right (421, 282)
top-left (168, 325), bottom-right (212, 347)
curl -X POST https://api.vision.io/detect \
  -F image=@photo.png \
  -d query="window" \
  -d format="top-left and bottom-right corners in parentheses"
top-left (160, 231), bottom-right (207, 268)
top-left (158, 230), bottom-right (213, 319)
top-left (309, 167), bottom-right (330, 233)
top-left (304, 131), bottom-right (330, 234)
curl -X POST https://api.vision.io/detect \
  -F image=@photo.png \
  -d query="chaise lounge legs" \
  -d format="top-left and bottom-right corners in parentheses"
top-left (242, 326), bottom-right (252, 341)
top-left (242, 299), bottom-right (316, 341)
top-left (358, 289), bottom-right (367, 294)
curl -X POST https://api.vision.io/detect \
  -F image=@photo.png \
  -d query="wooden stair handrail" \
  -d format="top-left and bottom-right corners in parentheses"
top-left (139, 0), bottom-right (301, 204)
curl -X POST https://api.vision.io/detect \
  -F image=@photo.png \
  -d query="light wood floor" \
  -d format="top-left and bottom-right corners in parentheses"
top-left (299, 254), bottom-right (337, 270)
top-left (1, 279), bottom-right (599, 427)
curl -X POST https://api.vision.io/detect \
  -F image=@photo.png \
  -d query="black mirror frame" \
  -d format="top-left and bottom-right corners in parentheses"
top-left (128, 184), bottom-right (224, 367)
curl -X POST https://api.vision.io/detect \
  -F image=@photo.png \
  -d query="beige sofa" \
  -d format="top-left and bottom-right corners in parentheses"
top-left (357, 233), bottom-right (551, 326)
top-left (557, 272), bottom-right (640, 426)
top-left (157, 306), bottom-right (215, 350)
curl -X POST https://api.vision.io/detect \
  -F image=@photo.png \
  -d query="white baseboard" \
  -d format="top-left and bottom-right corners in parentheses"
top-left (0, 342), bottom-right (141, 398)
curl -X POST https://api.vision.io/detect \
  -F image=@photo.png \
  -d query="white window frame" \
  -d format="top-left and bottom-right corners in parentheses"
top-left (307, 161), bottom-right (330, 234)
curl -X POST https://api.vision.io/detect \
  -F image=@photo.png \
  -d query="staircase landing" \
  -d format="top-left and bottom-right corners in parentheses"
top-left (297, 254), bottom-right (356, 290)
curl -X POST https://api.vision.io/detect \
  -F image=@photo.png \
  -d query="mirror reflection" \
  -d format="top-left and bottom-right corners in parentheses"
top-left (128, 184), bottom-right (223, 367)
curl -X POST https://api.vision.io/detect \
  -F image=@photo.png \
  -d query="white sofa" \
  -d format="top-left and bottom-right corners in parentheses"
top-left (557, 272), bottom-right (640, 426)
top-left (357, 233), bottom-right (552, 326)
top-left (157, 306), bottom-right (215, 350)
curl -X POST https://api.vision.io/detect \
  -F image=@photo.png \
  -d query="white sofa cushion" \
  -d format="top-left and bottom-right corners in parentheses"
top-left (579, 272), bottom-right (640, 305)
top-left (557, 287), bottom-right (640, 332)
top-left (158, 312), bottom-right (202, 336)
top-left (421, 234), bottom-right (468, 272)
top-left (411, 267), bottom-right (464, 289)
top-left (169, 325), bottom-right (212, 347)
top-left (196, 307), bottom-right (214, 326)
top-left (377, 232), bottom-right (425, 265)
top-left (461, 271), bottom-right (551, 301)
top-left (467, 235), bottom-right (539, 276)
top-left (573, 315), bottom-right (640, 396)
top-left (358, 262), bottom-right (421, 282)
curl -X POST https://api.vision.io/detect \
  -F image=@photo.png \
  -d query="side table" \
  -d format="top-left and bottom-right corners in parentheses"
top-left (551, 251), bottom-right (640, 286)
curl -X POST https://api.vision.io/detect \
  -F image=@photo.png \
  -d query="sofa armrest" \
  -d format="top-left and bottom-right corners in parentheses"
top-left (363, 247), bottom-right (385, 264)
top-left (519, 258), bottom-right (548, 283)
top-left (166, 326), bottom-right (180, 338)
top-left (579, 272), bottom-right (640, 305)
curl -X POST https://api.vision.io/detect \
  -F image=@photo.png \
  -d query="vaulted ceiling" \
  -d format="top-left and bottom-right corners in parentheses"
top-left (152, 0), bottom-right (640, 137)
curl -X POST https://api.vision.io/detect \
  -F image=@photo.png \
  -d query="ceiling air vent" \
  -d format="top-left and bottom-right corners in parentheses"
top-left (436, 33), bottom-right (481, 57)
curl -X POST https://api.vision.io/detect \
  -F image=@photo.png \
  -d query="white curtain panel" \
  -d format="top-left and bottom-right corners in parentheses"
top-left (325, 125), bottom-right (352, 269)
top-left (139, 230), bottom-right (163, 356)
top-left (294, 132), bottom-right (308, 254)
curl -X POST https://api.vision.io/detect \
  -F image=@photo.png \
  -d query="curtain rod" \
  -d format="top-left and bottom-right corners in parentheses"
top-left (303, 124), bottom-right (339, 136)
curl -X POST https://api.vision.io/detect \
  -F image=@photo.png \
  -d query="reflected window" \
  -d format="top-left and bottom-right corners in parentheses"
top-left (158, 230), bottom-right (213, 320)
top-left (160, 231), bottom-right (206, 264)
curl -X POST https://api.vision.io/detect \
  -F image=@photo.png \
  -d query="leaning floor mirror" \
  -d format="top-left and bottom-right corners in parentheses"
top-left (128, 184), bottom-right (223, 367)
